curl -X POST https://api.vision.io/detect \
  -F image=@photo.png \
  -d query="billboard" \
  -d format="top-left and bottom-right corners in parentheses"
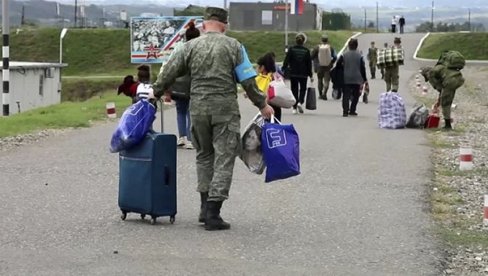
top-left (130, 16), bottom-right (203, 64)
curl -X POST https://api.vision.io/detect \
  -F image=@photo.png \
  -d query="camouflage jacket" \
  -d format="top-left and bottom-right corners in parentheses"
top-left (153, 32), bottom-right (266, 115)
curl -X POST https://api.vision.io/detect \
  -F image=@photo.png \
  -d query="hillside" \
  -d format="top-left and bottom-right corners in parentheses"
top-left (417, 33), bottom-right (488, 60)
top-left (9, 28), bottom-right (353, 76)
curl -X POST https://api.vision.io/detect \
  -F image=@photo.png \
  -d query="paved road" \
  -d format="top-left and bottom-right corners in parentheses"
top-left (0, 33), bottom-right (442, 275)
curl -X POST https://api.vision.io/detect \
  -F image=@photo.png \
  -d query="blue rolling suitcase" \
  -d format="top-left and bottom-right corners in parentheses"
top-left (118, 101), bottom-right (177, 225)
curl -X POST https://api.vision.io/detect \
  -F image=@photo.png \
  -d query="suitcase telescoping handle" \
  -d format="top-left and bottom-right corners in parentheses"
top-left (159, 99), bottom-right (164, 133)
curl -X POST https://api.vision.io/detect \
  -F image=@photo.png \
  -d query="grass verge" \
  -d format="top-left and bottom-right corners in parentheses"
top-left (0, 92), bottom-right (132, 138)
top-left (417, 33), bottom-right (488, 60)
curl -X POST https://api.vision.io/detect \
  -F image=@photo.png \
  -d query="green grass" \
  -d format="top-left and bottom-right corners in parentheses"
top-left (417, 33), bottom-right (488, 60)
top-left (10, 28), bottom-right (353, 76)
top-left (0, 92), bottom-right (132, 138)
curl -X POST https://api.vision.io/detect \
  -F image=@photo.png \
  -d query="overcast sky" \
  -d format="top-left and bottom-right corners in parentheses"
top-left (55, 0), bottom-right (486, 8)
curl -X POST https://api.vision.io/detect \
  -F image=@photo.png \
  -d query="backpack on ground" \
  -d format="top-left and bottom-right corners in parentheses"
top-left (439, 50), bottom-right (465, 70)
top-left (318, 44), bottom-right (332, 66)
top-left (406, 104), bottom-right (429, 128)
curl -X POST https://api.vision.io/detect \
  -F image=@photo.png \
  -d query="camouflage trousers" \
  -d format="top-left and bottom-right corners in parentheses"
top-left (317, 66), bottom-right (331, 96)
top-left (440, 88), bottom-right (456, 120)
top-left (191, 114), bottom-right (241, 202)
top-left (384, 65), bottom-right (399, 92)
top-left (369, 61), bottom-right (377, 78)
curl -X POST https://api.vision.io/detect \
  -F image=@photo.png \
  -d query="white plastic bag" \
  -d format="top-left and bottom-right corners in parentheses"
top-left (240, 113), bottom-right (266, 174)
top-left (267, 79), bottom-right (295, 109)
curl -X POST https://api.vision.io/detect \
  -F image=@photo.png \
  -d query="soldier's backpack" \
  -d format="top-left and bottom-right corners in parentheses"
top-left (406, 104), bottom-right (429, 128)
top-left (439, 50), bottom-right (465, 70)
top-left (318, 44), bottom-right (332, 66)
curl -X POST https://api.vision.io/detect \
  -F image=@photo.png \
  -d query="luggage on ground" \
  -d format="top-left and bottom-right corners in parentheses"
top-left (118, 100), bottom-right (177, 225)
top-left (378, 92), bottom-right (407, 129)
top-left (406, 104), bottom-right (429, 128)
top-left (424, 113), bottom-right (440, 128)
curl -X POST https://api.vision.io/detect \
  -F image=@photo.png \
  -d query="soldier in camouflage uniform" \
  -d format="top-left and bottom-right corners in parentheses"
top-left (420, 51), bottom-right (465, 130)
top-left (153, 7), bottom-right (274, 231)
top-left (366, 41), bottom-right (378, 79)
top-left (383, 37), bottom-right (403, 92)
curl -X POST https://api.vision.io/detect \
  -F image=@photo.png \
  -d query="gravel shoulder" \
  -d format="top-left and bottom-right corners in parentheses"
top-left (409, 65), bottom-right (488, 275)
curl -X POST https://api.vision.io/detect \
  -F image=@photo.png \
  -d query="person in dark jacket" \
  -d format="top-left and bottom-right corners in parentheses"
top-left (282, 33), bottom-right (313, 114)
top-left (336, 38), bottom-right (367, 117)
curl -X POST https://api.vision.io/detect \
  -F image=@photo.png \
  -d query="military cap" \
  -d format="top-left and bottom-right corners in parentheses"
top-left (204, 7), bottom-right (228, 24)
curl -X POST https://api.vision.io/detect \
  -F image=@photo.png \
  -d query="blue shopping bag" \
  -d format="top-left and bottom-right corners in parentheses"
top-left (261, 116), bottom-right (300, 183)
top-left (110, 100), bottom-right (156, 153)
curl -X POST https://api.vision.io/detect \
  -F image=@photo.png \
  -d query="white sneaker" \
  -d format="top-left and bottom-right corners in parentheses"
top-left (184, 142), bottom-right (194, 150)
top-left (177, 136), bottom-right (187, 147)
top-left (297, 104), bottom-right (304, 114)
top-left (292, 109), bottom-right (298, 114)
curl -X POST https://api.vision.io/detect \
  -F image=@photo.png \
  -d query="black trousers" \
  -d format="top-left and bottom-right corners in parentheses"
top-left (342, 84), bottom-right (360, 114)
top-left (290, 77), bottom-right (308, 109)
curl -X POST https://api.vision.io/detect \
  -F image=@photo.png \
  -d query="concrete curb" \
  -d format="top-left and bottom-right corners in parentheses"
top-left (413, 32), bottom-right (488, 65)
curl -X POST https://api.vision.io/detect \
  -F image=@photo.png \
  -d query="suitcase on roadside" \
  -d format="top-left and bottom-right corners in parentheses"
top-left (118, 100), bottom-right (177, 225)
top-left (424, 113), bottom-right (440, 128)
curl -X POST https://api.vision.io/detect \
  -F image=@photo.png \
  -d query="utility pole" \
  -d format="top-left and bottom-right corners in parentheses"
top-left (74, 0), bottom-right (78, 28)
top-left (364, 8), bottom-right (367, 32)
top-left (468, 8), bottom-right (471, 32)
top-left (285, 0), bottom-right (289, 52)
top-left (376, 2), bottom-right (379, 33)
top-left (431, 0), bottom-right (434, 32)
top-left (2, 0), bottom-right (10, 116)
top-left (223, 0), bottom-right (227, 9)
top-left (21, 4), bottom-right (25, 25)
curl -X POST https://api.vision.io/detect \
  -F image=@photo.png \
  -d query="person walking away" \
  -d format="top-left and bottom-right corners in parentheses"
top-left (311, 34), bottom-right (337, 100)
top-left (282, 33), bottom-right (313, 114)
top-left (161, 21), bottom-right (200, 150)
top-left (420, 51), bottom-right (465, 130)
top-left (152, 7), bottom-right (274, 231)
top-left (366, 41), bottom-right (378, 79)
top-left (255, 53), bottom-right (283, 121)
top-left (336, 38), bottom-right (367, 117)
top-left (382, 37), bottom-right (404, 92)
top-left (391, 16), bottom-right (397, 33)
top-left (378, 42), bottom-right (388, 79)
top-left (399, 16), bottom-right (406, 34)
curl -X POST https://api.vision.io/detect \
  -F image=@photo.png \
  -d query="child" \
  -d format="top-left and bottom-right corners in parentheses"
top-left (255, 53), bottom-right (283, 121)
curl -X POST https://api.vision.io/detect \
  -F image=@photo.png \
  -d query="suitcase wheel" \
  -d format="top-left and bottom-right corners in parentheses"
top-left (170, 216), bottom-right (175, 224)
top-left (150, 216), bottom-right (157, 225)
top-left (121, 211), bottom-right (127, 221)
top-left (140, 214), bottom-right (146, 220)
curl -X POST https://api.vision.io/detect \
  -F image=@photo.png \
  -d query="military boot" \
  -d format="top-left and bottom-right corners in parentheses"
top-left (198, 192), bottom-right (208, 223)
top-left (205, 201), bottom-right (230, 231)
top-left (443, 119), bottom-right (452, 130)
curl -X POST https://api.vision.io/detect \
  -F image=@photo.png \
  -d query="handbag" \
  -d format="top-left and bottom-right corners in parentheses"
top-left (261, 116), bottom-right (300, 183)
top-left (267, 79), bottom-right (295, 109)
top-left (110, 100), bottom-right (156, 153)
top-left (305, 86), bottom-right (317, 110)
top-left (240, 113), bottom-right (266, 175)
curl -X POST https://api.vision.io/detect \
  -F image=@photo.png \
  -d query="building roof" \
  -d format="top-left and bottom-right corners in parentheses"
top-left (0, 61), bottom-right (67, 70)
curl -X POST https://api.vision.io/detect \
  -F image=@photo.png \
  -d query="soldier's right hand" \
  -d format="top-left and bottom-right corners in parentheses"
top-left (260, 104), bottom-right (274, 119)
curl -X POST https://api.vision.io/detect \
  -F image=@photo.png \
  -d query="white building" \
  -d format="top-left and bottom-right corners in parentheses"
top-left (1, 62), bottom-right (67, 116)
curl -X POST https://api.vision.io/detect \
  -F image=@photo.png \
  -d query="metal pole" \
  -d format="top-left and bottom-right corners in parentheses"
top-left (285, 0), bottom-right (289, 51)
top-left (431, 0), bottom-right (434, 32)
top-left (376, 2), bottom-right (379, 33)
top-left (74, 0), bottom-right (78, 28)
top-left (2, 0), bottom-right (10, 116)
top-left (468, 9), bottom-right (471, 32)
top-left (364, 8), bottom-right (367, 32)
